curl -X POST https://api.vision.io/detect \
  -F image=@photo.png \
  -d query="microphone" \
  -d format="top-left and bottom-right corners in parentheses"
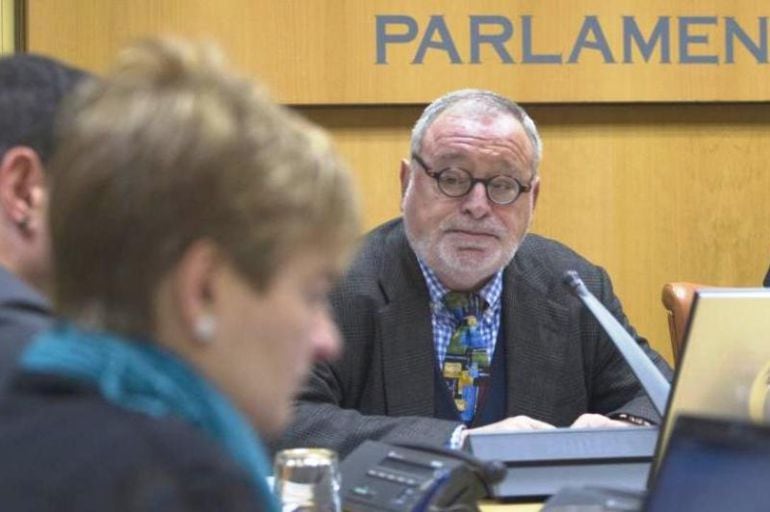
top-left (562, 270), bottom-right (670, 417)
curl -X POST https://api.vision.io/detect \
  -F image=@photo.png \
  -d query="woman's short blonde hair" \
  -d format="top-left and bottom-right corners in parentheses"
top-left (49, 38), bottom-right (360, 336)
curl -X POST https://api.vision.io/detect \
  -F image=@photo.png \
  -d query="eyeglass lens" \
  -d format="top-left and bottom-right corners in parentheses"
top-left (436, 168), bottom-right (521, 204)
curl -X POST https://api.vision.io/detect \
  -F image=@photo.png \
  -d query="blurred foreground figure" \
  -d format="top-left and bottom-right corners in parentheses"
top-left (0, 38), bottom-right (358, 511)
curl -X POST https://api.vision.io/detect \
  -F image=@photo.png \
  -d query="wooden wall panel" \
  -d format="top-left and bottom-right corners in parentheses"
top-left (0, 0), bottom-right (15, 54)
top-left (24, 0), bottom-right (770, 104)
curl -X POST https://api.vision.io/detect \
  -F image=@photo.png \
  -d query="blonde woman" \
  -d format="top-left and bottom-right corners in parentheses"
top-left (0, 38), bottom-right (358, 511)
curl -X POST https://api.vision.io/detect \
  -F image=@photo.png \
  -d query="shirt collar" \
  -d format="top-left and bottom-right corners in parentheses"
top-left (416, 258), bottom-right (503, 312)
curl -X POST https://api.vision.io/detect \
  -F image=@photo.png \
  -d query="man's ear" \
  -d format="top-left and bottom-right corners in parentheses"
top-left (399, 159), bottom-right (411, 201)
top-left (531, 177), bottom-right (541, 211)
top-left (170, 240), bottom-right (221, 346)
top-left (0, 147), bottom-right (47, 230)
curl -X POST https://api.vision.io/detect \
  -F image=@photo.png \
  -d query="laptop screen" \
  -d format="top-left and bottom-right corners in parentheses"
top-left (644, 414), bottom-right (770, 511)
top-left (651, 287), bottom-right (770, 477)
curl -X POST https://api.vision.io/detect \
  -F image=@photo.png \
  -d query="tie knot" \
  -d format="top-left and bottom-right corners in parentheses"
top-left (443, 292), bottom-right (486, 322)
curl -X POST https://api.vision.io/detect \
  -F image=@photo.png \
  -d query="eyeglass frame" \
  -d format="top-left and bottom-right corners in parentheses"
top-left (410, 153), bottom-right (534, 206)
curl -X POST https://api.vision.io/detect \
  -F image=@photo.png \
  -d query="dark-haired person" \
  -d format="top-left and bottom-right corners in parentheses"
top-left (0, 54), bottom-right (87, 384)
top-left (0, 39), bottom-right (359, 511)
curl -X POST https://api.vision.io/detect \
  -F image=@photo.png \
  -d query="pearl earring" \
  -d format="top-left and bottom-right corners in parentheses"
top-left (194, 314), bottom-right (217, 344)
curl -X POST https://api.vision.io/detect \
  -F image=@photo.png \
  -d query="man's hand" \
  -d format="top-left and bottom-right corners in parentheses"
top-left (570, 413), bottom-right (633, 428)
top-left (460, 415), bottom-right (556, 444)
top-left (471, 415), bottom-right (557, 432)
top-left (459, 414), bottom-right (632, 445)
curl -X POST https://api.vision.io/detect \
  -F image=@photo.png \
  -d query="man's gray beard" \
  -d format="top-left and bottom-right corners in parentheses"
top-left (403, 216), bottom-right (524, 289)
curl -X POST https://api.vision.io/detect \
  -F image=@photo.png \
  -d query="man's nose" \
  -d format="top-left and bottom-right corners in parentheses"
top-left (460, 182), bottom-right (492, 218)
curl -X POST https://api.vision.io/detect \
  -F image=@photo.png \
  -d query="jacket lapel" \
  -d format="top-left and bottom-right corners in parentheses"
top-left (502, 262), bottom-right (573, 421)
top-left (378, 226), bottom-right (437, 417)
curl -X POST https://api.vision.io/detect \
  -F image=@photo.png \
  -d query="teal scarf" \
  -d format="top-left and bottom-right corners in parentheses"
top-left (21, 323), bottom-right (279, 511)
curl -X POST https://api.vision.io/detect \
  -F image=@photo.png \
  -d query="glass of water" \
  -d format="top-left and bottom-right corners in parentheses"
top-left (273, 448), bottom-right (341, 512)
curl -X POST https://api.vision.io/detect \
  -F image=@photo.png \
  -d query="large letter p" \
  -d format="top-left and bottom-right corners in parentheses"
top-left (376, 15), bottom-right (418, 64)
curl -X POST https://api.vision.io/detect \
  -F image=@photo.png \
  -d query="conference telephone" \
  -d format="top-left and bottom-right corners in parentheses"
top-left (339, 440), bottom-right (505, 512)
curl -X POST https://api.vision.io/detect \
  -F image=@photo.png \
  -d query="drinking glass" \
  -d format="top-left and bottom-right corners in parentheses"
top-left (273, 448), bottom-right (341, 512)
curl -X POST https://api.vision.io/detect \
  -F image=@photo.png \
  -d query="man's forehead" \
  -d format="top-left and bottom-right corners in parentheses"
top-left (422, 109), bottom-right (533, 162)
top-left (427, 104), bottom-right (524, 136)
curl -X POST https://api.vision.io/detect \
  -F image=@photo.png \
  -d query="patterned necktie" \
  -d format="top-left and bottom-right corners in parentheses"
top-left (441, 292), bottom-right (490, 424)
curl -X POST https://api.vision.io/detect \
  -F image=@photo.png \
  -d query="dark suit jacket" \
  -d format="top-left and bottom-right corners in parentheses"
top-left (276, 219), bottom-right (672, 457)
top-left (0, 266), bottom-right (51, 388)
top-left (0, 372), bottom-right (263, 511)
top-left (764, 265), bottom-right (769, 287)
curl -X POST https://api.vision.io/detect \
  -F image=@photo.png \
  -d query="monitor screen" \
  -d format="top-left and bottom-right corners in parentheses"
top-left (645, 415), bottom-right (770, 511)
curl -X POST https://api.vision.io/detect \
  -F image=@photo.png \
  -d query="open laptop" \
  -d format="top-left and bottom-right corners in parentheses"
top-left (653, 287), bottom-right (770, 461)
top-left (544, 287), bottom-right (770, 510)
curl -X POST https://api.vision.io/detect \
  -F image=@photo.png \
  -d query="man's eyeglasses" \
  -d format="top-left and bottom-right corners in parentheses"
top-left (411, 153), bottom-right (533, 206)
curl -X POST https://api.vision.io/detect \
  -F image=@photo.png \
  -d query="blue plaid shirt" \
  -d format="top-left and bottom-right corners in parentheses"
top-left (416, 260), bottom-right (503, 368)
